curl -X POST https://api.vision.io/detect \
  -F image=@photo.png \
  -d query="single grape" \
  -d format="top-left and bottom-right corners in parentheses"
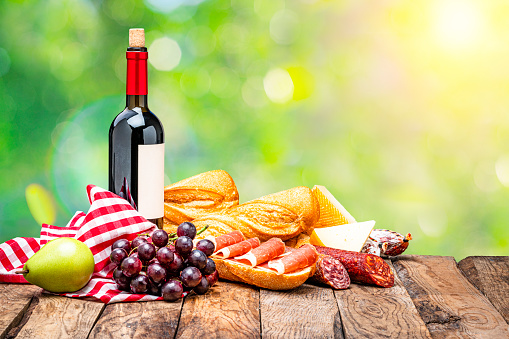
top-left (175, 236), bottom-right (193, 257)
top-left (110, 248), bottom-right (128, 265)
top-left (167, 253), bottom-right (184, 273)
top-left (180, 266), bottom-right (202, 288)
top-left (201, 258), bottom-right (216, 275)
top-left (147, 262), bottom-right (167, 284)
top-left (161, 280), bottom-right (183, 302)
top-left (112, 239), bottom-right (131, 253)
top-left (121, 256), bottom-right (143, 277)
top-left (193, 276), bottom-right (210, 295)
top-left (130, 274), bottom-right (149, 294)
top-left (151, 229), bottom-right (169, 248)
top-left (196, 239), bottom-right (215, 256)
top-left (132, 236), bottom-right (148, 249)
top-left (205, 270), bottom-right (219, 287)
top-left (130, 252), bottom-right (139, 259)
top-left (156, 247), bottom-right (174, 267)
top-left (187, 250), bottom-right (207, 270)
top-left (113, 267), bottom-right (131, 291)
top-left (147, 279), bottom-right (161, 296)
top-left (138, 243), bottom-right (156, 262)
top-left (176, 222), bottom-right (197, 239)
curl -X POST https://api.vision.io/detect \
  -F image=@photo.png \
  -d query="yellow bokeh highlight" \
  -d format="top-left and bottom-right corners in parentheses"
top-left (25, 184), bottom-right (56, 225)
top-left (287, 66), bottom-right (315, 101)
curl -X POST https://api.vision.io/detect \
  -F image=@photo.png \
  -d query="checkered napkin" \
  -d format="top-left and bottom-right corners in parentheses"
top-left (0, 185), bottom-right (165, 303)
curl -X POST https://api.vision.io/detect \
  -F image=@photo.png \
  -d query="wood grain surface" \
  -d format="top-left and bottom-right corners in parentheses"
top-left (175, 281), bottom-right (260, 338)
top-left (0, 284), bottom-right (39, 339)
top-left (89, 300), bottom-right (182, 338)
top-left (458, 256), bottom-right (509, 324)
top-left (14, 293), bottom-right (104, 339)
top-left (334, 260), bottom-right (431, 338)
top-left (260, 283), bottom-right (342, 339)
top-left (393, 255), bottom-right (509, 338)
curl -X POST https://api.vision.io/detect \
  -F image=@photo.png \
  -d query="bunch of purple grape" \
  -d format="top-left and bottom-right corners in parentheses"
top-left (109, 222), bottom-right (218, 302)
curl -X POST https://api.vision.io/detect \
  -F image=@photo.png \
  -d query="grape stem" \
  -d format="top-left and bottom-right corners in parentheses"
top-left (168, 225), bottom-right (209, 242)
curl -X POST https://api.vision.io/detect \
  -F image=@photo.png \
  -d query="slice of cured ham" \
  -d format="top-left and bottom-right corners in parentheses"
top-left (235, 237), bottom-right (285, 267)
top-left (214, 238), bottom-right (260, 259)
top-left (267, 244), bottom-right (318, 275)
top-left (208, 230), bottom-right (245, 252)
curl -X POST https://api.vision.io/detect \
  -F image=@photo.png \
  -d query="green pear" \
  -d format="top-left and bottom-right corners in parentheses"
top-left (19, 237), bottom-right (95, 292)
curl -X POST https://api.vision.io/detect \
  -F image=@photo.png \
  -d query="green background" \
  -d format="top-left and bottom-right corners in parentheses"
top-left (1, 0), bottom-right (508, 259)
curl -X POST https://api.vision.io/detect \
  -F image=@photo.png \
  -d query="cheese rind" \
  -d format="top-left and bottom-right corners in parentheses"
top-left (312, 185), bottom-right (356, 228)
top-left (309, 220), bottom-right (375, 252)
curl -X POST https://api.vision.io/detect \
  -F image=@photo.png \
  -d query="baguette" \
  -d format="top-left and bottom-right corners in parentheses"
top-left (163, 170), bottom-right (239, 234)
top-left (194, 186), bottom-right (320, 242)
top-left (213, 257), bottom-right (316, 290)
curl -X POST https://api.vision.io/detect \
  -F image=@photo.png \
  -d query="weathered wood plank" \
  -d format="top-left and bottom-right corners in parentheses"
top-left (0, 284), bottom-right (39, 339)
top-left (176, 281), bottom-right (260, 338)
top-left (458, 256), bottom-right (509, 324)
top-left (88, 300), bottom-right (182, 338)
top-left (334, 260), bottom-right (431, 338)
top-left (14, 293), bottom-right (104, 339)
top-left (393, 255), bottom-right (509, 338)
top-left (260, 283), bottom-right (342, 339)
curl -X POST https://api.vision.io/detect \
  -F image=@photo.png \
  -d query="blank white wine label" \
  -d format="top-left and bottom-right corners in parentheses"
top-left (137, 143), bottom-right (164, 219)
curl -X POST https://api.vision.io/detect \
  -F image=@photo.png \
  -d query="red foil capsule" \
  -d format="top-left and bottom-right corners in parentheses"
top-left (126, 51), bottom-right (148, 95)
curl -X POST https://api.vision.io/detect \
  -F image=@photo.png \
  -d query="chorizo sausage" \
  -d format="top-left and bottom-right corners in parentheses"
top-left (314, 245), bottom-right (394, 288)
top-left (312, 254), bottom-right (350, 289)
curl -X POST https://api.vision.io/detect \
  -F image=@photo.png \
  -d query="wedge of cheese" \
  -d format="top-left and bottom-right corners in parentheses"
top-left (309, 220), bottom-right (375, 252)
top-left (312, 185), bottom-right (356, 228)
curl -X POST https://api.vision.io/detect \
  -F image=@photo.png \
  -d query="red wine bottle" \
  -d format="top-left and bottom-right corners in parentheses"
top-left (109, 28), bottom-right (164, 228)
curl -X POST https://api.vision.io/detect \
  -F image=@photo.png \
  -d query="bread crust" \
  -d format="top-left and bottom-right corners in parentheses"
top-left (213, 257), bottom-right (316, 290)
top-left (195, 186), bottom-right (320, 242)
top-left (163, 170), bottom-right (239, 234)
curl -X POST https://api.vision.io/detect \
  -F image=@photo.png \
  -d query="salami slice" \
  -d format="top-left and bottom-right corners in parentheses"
top-left (209, 230), bottom-right (245, 252)
top-left (312, 254), bottom-right (350, 289)
top-left (314, 245), bottom-right (394, 288)
top-left (267, 244), bottom-right (318, 275)
top-left (235, 237), bottom-right (285, 267)
top-left (214, 237), bottom-right (260, 259)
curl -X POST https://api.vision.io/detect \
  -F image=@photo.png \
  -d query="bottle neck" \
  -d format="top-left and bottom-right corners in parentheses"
top-left (126, 95), bottom-right (148, 109)
top-left (126, 48), bottom-right (148, 98)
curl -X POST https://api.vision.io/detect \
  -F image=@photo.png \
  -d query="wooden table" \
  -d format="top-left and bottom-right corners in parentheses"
top-left (1, 255), bottom-right (508, 338)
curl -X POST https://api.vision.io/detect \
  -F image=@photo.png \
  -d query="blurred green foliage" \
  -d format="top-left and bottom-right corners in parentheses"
top-left (1, 0), bottom-right (508, 259)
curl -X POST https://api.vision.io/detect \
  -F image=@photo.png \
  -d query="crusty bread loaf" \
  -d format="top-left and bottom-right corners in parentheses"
top-left (163, 170), bottom-right (239, 234)
top-left (213, 257), bottom-right (316, 290)
top-left (285, 233), bottom-right (312, 248)
top-left (194, 186), bottom-right (320, 242)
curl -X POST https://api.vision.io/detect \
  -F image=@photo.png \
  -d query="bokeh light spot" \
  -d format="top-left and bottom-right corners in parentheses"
top-left (495, 155), bottom-right (509, 187)
top-left (25, 184), bottom-right (56, 226)
top-left (433, 0), bottom-right (484, 50)
top-left (144, 0), bottom-right (204, 13)
top-left (418, 207), bottom-right (447, 237)
top-left (149, 37), bottom-right (182, 71)
top-left (263, 68), bottom-right (294, 104)
top-left (270, 10), bottom-right (300, 45)
top-left (216, 23), bottom-right (248, 54)
top-left (287, 66), bottom-right (314, 100)
top-left (242, 77), bottom-right (268, 108)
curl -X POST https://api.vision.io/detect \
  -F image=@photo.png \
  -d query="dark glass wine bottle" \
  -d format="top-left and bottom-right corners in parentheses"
top-left (109, 29), bottom-right (164, 228)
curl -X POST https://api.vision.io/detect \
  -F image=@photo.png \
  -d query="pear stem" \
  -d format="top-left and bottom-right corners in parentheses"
top-left (15, 270), bottom-right (29, 274)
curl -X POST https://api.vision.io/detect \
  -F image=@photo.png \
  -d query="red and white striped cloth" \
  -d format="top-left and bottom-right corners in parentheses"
top-left (0, 185), bottom-right (165, 303)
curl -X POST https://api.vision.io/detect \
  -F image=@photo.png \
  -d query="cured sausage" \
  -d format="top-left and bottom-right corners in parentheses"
top-left (314, 245), bottom-right (394, 288)
top-left (312, 254), bottom-right (350, 289)
top-left (361, 229), bottom-right (412, 257)
top-left (267, 244), bottom-right (318, 275)
top-left (209, 230), bottom-right (245, 252)
top-left (235, 237), bottom-right (285, 267)
top-left (215, 238), bottom-right (260, 259)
